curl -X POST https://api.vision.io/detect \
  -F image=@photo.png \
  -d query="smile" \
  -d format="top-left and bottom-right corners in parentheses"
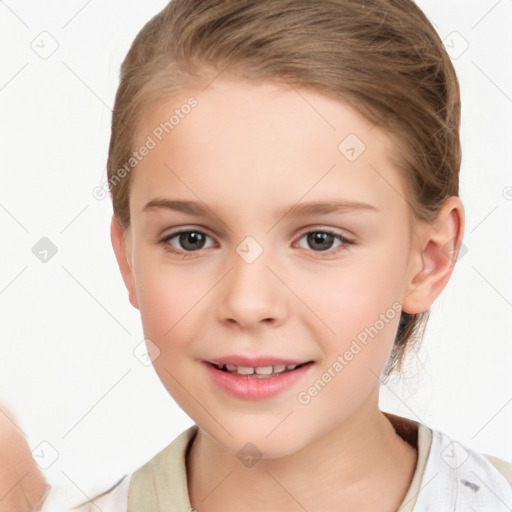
top-left (208, 361), bottom-right (312, 378)
top-left (203, 359), bottom-right (315, 400)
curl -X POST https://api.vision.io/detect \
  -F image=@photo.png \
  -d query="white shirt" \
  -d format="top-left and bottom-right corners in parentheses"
top-left (40, 419), bottom-right (512, 511)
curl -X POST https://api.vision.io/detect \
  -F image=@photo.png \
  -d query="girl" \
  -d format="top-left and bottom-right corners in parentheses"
top-left (3, 1), bottom-right (511, 511)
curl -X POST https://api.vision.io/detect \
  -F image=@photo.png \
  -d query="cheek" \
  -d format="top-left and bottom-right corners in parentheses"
top-left (289, 249), bottom-right (406, 381)
top-left (134, 262), bottom-right (203, 399)
top-left (132, 255), bottom-right (203, 341)
top-left (294, 262), bottom-right (403, 338)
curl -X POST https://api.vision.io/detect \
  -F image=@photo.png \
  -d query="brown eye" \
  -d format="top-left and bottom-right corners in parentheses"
top-left (297, 230), bottom-right (353, 253)
top-left (160, 230), bottom-right (215, 253)
top-left (307, 232), bottom-right (335, 251)
top-left (177, 231), bottom-right (207, 251)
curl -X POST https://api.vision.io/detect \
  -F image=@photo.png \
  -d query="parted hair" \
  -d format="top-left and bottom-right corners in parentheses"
top-left (107, 0), bottom-right (461, 380)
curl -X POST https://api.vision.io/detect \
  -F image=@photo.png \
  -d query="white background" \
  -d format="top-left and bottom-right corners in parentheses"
top-left (1, 0), bottom-right (511, 504)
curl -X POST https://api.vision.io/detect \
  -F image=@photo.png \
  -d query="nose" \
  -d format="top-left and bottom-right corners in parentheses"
top-left (215, 249), bottom-right (288, 330)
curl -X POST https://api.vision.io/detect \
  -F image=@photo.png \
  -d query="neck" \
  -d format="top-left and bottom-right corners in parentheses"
top-left (186, 390), bottom-right (418, 512)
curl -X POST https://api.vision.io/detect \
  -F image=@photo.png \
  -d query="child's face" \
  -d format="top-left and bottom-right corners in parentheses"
top-left (115, 77), bottom-right (428, 456)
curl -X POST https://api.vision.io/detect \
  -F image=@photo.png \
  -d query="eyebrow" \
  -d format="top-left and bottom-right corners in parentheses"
top-left (142, 198), bottom-right (379, 218)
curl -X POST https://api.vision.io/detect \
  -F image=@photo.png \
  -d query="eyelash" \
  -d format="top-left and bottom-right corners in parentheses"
top-left (158, 228), bottom-right (355, 258)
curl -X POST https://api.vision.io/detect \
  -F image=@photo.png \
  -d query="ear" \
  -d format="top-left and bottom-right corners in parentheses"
top-left (402, 196), bottom-right (465, 314)
top-left (110, 215), bottom-right (140, 310)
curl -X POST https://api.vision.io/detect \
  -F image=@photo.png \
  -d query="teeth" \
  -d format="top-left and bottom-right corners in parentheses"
top-left (214, 362), bottom-right (305, 375)
top-left (254, 366), bottom-right (273, 375)
top-left (237, 366), bottom-right (255, 375)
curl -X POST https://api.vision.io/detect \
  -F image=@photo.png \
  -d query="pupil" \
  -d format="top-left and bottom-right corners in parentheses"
top-left (308, 232), bottom-right (333, 251)
top-left (180, 232), bottom-right (205, 250)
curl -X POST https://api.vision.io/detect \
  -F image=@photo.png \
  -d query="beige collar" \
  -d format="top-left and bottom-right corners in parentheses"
top-left (128, 413), bottom-right (432, 512)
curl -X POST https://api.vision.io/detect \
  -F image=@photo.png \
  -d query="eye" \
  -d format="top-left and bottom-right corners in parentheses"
top-left (158, 228), bottom-right (353, 257)
top-left (159, 229), bottom-right (216, 255)
top-left (296, 229), bottom-right (354, 254)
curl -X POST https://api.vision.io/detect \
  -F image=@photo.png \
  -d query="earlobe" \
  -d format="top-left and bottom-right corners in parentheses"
top-left (110, 215), bottom-right (140, 310)
top-left (402, 196), bottom-right (465, 314)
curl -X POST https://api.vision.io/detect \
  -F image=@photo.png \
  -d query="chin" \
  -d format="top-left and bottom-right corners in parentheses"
top-left (203, 419), bottom-right (310, 461)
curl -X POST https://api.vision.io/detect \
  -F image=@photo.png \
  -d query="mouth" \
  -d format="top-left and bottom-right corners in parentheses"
top-left (206, 360), bottom-right (315, 378)
top-left (203, 357), bottom-right (316, 400)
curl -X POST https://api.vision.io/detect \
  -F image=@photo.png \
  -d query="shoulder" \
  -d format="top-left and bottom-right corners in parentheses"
top-left (416, 425), bottom-right (512, 510)
top-left (43, 425), bottom-right (198, 512)
top-left (71, 476), bottom-right (131, 512)
top-left (39, 475), bottom-right (131, 512)
top-left (482, 452), bottom-right (512, 485)
top-left (428, 426), bottom-right (512, 485)
top-left (128, 425), bottom-right (198, 511)
top-left (137, 424), bottom-right (199, 472)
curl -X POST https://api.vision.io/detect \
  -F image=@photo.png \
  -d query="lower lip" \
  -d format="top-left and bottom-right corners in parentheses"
top-left (203, 362), bottom-right (314, 400)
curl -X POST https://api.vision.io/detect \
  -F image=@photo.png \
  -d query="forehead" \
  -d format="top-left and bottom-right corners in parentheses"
top-left (130, 78), bottom-right (409, 222)
top-left (136, 77), bottom-right (381, 150)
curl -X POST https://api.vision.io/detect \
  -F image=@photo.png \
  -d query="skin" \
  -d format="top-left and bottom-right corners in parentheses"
top-left (0, 403), bottom-right (48, 512)
top-left (111, 77), bottom-right (464, 511)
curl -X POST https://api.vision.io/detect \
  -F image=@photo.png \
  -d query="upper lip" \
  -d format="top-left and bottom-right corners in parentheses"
top-left (205, 356), bottom-right (313, 367)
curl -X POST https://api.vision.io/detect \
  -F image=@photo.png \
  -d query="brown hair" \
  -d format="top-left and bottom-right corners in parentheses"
top-left (107, 0), bottom-right (461, 380)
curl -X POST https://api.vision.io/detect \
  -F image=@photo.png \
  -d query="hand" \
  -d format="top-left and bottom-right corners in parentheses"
top-left (0, 402), bottom-right (48, 512)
